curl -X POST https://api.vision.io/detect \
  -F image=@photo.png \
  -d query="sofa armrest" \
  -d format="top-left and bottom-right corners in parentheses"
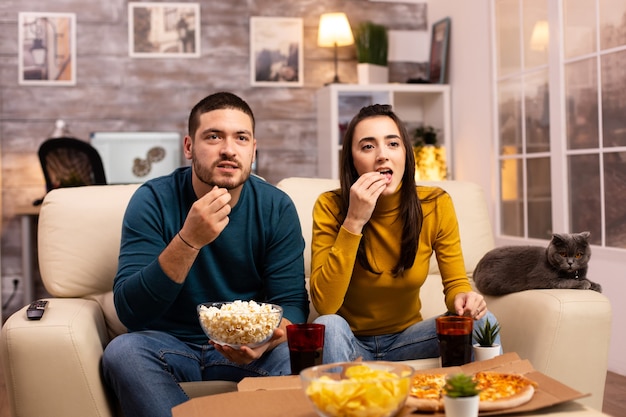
top-left (0, 298), bottom-right (117, 417)
top-left (485, 289), bottom-right (611, 410)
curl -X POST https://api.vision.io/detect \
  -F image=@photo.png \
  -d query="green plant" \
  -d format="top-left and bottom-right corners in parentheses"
top-left (413, 125), bottom-right (439, 147)
top-left (354, 21), bottom-right (388, 66)
top-left (443, 373), bottom-right (481, 398)
top-left (473, 317), bottom-right (501, 347)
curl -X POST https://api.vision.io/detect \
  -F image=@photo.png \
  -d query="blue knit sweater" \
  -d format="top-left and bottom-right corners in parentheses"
top-left (113, 167), bottom-right (309, 344)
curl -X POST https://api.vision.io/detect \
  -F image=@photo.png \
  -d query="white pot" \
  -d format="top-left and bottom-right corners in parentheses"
top-left (473, 343), bottom-right (501, 362)
top-left (444, 395), bottom-right (480, 417)
top-left (357, 63), bottom-right (389, 84)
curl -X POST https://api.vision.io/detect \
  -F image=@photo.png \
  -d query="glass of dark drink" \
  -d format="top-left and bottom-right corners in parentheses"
top-left (436, 316), bottom-right (473, 367)
top-left (286, 323), bottom-right (325, 375)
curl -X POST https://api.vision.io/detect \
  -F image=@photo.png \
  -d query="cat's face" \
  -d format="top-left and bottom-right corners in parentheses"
top-left (546, 232), bottom-right (591, 272)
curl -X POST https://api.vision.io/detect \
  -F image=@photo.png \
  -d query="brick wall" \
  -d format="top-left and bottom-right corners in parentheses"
top-left (0, 0), bottom-right (428, 316)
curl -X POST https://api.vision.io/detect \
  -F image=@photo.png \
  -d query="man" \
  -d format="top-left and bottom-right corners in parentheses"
top-left (102, 92), bottom-right (309, 417)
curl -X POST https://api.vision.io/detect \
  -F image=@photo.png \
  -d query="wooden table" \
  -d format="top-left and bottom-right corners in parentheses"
top-left (14, 204), bottom-right (41, 305)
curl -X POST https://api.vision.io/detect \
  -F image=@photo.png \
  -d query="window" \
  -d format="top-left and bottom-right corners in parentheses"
top-left (493, 0), bottom-right (626, 248)
top-left (495, 0), bottom-right (551, 239)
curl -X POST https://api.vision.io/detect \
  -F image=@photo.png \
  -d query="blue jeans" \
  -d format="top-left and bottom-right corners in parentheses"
top-left (101, 330), bottom-right (290, 417)
top-left (313, 312), bottom-right (501, 363)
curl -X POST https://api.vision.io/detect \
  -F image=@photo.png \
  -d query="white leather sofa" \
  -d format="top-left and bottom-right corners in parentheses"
top-left (0, 177), bottom-right (612, 417)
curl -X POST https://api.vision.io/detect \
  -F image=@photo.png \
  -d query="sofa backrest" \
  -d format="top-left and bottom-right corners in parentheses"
top-left (38, 183), bottom-right (141, 337)
top-left (38, 183), bottom-right (141, 298)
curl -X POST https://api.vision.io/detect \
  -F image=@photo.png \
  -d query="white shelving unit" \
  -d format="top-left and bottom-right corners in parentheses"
top-left (316, 83), bottom-right (452, 180)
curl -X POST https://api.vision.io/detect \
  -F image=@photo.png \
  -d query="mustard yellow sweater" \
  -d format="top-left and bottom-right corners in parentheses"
top-left (310, 186), bottom-right (472, 336)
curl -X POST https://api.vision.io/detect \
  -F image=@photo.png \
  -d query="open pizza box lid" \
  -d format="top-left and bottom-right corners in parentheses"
top-left (411, 352), bottom-right (589, 415)
top-left (172, 352), bottom-right (588, 417)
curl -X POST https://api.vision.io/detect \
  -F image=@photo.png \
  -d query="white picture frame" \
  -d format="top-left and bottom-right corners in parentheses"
top-left (18, 12), bottom-right (76, 86)
top-left (250, 17), bottom-right (303, 87)
top-left (129, 2), bottom-right (200, 58)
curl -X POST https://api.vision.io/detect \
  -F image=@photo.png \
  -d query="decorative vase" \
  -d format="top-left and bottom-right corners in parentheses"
top-left (444, 395), bottom-right (480, 417)
top-left (357, 63), bottom-right (389, 84)
top-left (473, 343), bottom-right (502, 362)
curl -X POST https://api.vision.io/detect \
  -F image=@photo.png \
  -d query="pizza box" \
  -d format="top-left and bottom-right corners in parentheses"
top-left (172, 352), bottom-right (588, 417)
top-left (411, 352), bottom-right (589, 416)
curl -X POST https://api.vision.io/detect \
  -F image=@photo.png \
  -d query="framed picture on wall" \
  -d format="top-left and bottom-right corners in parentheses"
top-left (428, 17), bottom-right (451, 84)
top-left (129, 2), bottom-right (200, 58)
top-left (18, 12), bottom-right (76, 86)
top-left (250, 17), bottom-right (303, 87)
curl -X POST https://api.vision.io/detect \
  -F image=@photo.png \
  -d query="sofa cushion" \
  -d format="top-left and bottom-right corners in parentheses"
top-left (276, 177), bottom-right (340, 281)
top-left (86, 292), bottom-right (127, 339)
top-left (38, 184), bottom-right (140, 298)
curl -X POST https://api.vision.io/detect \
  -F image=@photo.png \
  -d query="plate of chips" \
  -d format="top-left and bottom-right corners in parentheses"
top-left (300, 361), bottom-right (414, 417)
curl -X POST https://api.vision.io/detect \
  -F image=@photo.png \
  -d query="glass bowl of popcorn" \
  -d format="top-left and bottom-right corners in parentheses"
top-left (300, 361), bottom-right (414, 417)
top-left (197, 300), bottom-right (283, 349)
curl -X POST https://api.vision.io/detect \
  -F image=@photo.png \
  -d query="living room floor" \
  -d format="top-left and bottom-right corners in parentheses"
top-left (0, 361), bottom-right (623, 416)
top-left (603, 372), bottom-right (626, 417)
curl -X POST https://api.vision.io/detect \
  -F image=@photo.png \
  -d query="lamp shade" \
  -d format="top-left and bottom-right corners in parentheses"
top-left (318, 13), bottom-right (354, 47)
top-left (530, 20), bottom-right (549, 51)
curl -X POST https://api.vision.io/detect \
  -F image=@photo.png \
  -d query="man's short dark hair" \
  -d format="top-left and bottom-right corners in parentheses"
top-left (188, 92), bottom-right (255, 137)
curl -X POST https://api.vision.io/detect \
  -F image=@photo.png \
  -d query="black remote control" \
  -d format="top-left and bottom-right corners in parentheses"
top-left (26, 300), bottom-right (48, 320)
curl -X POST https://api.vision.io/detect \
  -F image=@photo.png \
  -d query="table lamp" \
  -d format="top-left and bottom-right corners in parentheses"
top-left (530, 20), bottom-right (549, 51)
top-left (317, 12), bottom-right (354, 84)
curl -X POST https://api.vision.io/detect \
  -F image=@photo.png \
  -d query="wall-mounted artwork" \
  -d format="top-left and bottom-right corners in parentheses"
top-left (129, 2), bottom-right (200, 58)
top-left (18, 12), bottom-right (76, 86)
top-left (428, 17), bottom-right (451, 84)
top-left (250, 17), bottom-right (303, 87)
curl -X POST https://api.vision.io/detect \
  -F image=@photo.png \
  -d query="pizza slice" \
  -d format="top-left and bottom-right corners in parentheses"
top-left (407, 373), bottom-right (447, 412)
top-left (475, 371), bottom-right (537, 411)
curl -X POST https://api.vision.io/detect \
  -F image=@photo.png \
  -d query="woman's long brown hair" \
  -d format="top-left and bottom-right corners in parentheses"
top-left (338, 104), bottom-right (421, 276)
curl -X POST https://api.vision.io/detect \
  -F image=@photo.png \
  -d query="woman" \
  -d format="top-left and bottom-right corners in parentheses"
top-left (310, 104), bottom-right (499, 363)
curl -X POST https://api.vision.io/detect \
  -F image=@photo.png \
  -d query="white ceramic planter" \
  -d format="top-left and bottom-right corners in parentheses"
top-left (444, 395), bottom-right (479, 417)
top-left (473, 344), bottom-right (501, 362)
top-left (357, 63), bottom-right (389, 84)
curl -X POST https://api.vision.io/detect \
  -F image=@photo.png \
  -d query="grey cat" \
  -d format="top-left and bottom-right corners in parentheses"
top-left (473, 231), bottom-right (602, 295)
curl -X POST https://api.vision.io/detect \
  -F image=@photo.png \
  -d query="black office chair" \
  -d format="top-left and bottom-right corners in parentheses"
top-left (34, 137), bottom-right (107, 205)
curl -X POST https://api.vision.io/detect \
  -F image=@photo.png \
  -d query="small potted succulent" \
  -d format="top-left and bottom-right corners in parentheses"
top-left (473, 317), bottom-right (501, 361)
top-left (443, 373), bottom-right (481, 417)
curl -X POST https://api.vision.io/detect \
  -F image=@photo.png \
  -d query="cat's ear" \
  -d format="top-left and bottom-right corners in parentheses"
top-left (551, 233), bottom-right (566, 244)
top-left (578, 231), bottom-right (591, 240)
